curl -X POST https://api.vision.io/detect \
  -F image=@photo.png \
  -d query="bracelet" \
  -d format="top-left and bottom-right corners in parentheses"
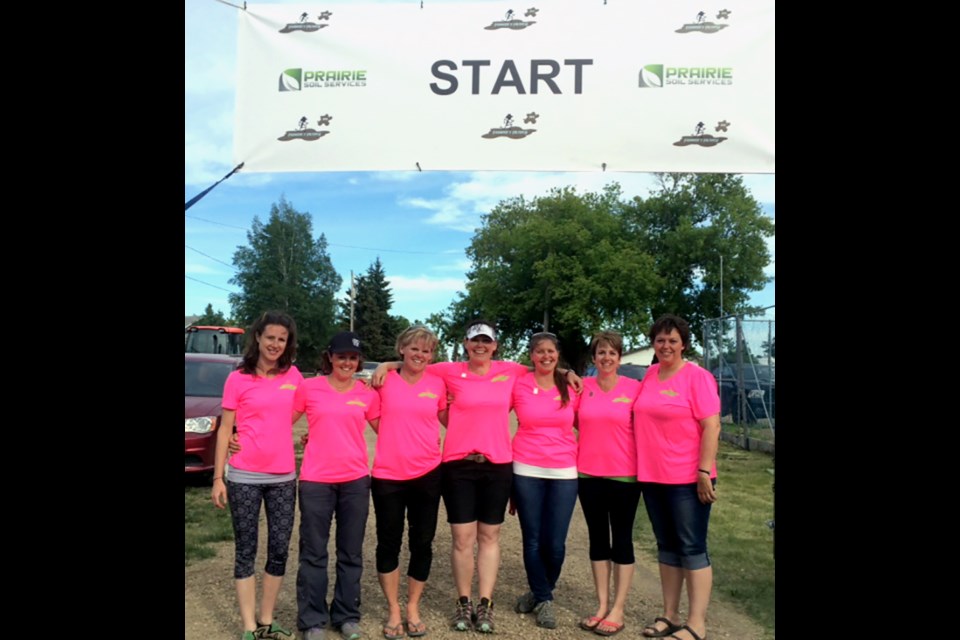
top-left (698, 468), bottom-right (710, 475)
top-left (213, 476), bottom-right (224, 481)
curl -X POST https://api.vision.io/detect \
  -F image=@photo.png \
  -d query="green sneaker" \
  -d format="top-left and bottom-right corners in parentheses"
top-left (451, 596), bottom-right (474, 631)
top-left (256, 621), bottom-right (294, 640)
top-left (533, 601), bottom-right (556, 629)
top-left (242, 632), bottom-right (257, 640)
top-left (475, 597), bottom-right (495, 633)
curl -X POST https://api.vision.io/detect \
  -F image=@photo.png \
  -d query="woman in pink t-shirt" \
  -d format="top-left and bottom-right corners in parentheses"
top-left (293, 331), bottom-right (379, 640)
top-left (371, 326), bottom-right (448, 640)
top-left (211, 311), bottom-right (302, 640)
top-left (575, 331), bottom-right (643, 637)
top-left (633, 315), bottom-right (720, 640)
top-left (510, 332), bottom-right (580, 631)
top-left (373, 320), bottom-right (581, 633)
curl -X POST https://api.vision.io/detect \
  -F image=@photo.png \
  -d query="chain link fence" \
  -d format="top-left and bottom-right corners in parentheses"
top-left (702, 307), bottom-right (775, 453)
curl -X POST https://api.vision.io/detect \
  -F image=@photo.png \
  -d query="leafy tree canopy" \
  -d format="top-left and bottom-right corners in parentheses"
top-left (229, 197), bottom-right (342, 371)
top-left (193, 303), bottom-right (233, 327)
top-left (450, 175), bottom-right (773, 373)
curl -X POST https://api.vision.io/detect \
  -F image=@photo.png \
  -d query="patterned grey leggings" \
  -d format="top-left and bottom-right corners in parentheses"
top-left (227, 479), bottom-right (297, 579)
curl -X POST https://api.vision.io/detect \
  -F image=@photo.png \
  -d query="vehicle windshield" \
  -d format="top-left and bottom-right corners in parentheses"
top-left (185, 329), bottom-right (244, 355)
top-left (185, 360), bottom-right (236, 397)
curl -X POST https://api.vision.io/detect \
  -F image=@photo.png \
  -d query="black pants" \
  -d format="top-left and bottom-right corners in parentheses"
top-left (371, 466), bottom-right (442, 581)
top-left (577, 477), bottom-right (642, 564)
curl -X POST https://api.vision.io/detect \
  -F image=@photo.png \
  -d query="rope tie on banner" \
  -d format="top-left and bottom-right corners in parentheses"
top-left (602, 162), bottom-right (607, 171)
top-left (213, 0), bottom-right (246, 9)
top-left (416, 162), bottom-right (422, 172)
top-left (185, 162), bottom-right (244, 211)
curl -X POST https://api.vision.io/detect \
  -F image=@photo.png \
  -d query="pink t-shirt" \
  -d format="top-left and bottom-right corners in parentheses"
top-left (429, 360), bottom-right (528, 464)
top-left (577, 376), bottom-right (642, 477)
top-left (511, 373), bottom-right (580, 469)
top-left (633, 362), bottom-right (721, 484)
top-left (222, 366), bottom-right (303, 474)
top-left (294, 377), bottom-right (380, 483)
top-left (372, 370), bottom-right (447, 481)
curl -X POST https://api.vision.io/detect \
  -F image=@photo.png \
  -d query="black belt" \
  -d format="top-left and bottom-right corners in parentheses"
top-left (463, 453), bottom-right (488, 463)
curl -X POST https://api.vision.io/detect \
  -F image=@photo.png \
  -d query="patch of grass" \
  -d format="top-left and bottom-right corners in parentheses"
top-left (185, 483), bottom-right (234, 566)
top-left (634, 442), bottom-right (775, 639)
top-left (721, 421), bottom-right (775, 445)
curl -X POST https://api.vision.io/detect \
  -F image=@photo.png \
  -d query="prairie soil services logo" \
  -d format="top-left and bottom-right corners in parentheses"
top-left (279, 11), bottom-right (332, 33)
top-left (277, 115), bottom-right (333, 141)
top-left (675, 9), bottom-right (730, 33)
top-left (482, 112), bottom-right (538, 139)
top-left (639, 64), bottom-right (733, 88)
top-left (673, 120), bottom-right (729, 147)
top-left (279, 68), bottom-right (367, 91)
top-left (485, 7), bottom-right (538, 30)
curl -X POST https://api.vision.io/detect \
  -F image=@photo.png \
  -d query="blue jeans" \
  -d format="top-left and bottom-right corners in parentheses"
top-left (512, 475), bottom-right (578, 602)
top-left (640, 481), bottom-right (715, 570)
top-left (296, 476), bottom-right (370, 630)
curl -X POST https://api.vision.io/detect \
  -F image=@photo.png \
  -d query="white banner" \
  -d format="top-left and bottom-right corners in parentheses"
top-left (234, 2), bottom-right (774, 173)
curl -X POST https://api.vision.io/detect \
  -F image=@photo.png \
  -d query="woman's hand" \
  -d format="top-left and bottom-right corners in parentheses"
top-left (567, 370), bottom-right (584, 394)
top-left (371, 362), bottom-right (398, 387)
top-left (697, 474), bottom-right (717, 504)
top-left (227, 432), bottom-right (241, 455)
top-left (211, 479), bottom-right (228, 509)
top-left (300, 432), bottom-right (309, 447)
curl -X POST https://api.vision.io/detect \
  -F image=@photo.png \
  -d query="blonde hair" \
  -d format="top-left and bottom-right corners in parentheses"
top-left (396, 325), bottom-right (439, 355)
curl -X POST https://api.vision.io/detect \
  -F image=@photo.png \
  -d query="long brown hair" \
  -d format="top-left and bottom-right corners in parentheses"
top-left (529, 332), bottom-right (570, 408)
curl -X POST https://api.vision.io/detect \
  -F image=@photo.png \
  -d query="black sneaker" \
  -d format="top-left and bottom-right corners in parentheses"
top-left (475, 598), bottom-right (495, 633)
top-left (514, 591), bottom-right (537, 614)
top-left (451, 596), bottom-right (475, 631)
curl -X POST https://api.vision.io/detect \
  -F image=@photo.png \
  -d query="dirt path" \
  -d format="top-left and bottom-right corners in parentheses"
top-left (186, 422), bottom-right (767, 640)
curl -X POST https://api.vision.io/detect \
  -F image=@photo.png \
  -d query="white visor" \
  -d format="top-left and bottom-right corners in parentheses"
top-left (465, 323), bottom-right (496, 340)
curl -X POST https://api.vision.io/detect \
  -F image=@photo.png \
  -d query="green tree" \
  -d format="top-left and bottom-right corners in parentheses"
top-left (229, 197), bottom-right (342, 371)
top-left (457, 185), bottom-right (660, 372)
top-left (193, 303), bottom-right (232, 326)
top-left (622, 173), bottom-right (774, 340)
top-left (339, 258), bottom-right (403, 362)
top-left (452, 177), bottom-right (773, 372)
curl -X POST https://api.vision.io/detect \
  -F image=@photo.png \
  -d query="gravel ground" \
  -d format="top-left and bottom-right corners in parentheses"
top-left (186, 422), bottom-right (766, 640)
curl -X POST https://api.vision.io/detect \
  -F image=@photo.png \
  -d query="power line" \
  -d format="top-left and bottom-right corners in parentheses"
top-left (185, 213), bottom-right (248, 231)
top-left (185, 275), bottom-right (236, 293)
top-left (186, 245), bottom-right (235, 269)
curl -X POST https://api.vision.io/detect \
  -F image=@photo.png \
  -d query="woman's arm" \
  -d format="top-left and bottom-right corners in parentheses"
top-left (368, 417), bottom-right (380, 434)
top-left (438, 408), bottom-right (449, 428)
top-left (697, 413), bottom-right (721, 504)
top-left (211, 409), bottom-right (236, 509)
top-left (371, 361), bottom-right (401, 387)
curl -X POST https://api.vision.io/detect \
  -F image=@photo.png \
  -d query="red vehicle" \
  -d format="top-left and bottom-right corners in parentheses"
top-left (184, 353), bottom-right (239, 475)
top-left (185, 325), bottom-right (245, 356)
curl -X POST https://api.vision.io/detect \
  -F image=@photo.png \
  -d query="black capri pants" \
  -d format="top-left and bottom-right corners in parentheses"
top-left (577, 476), bottom-right (642, 565)
top-left (371, 465), bottom-right (442, 582)
top-left (227, 479), bottom-right (297, 579)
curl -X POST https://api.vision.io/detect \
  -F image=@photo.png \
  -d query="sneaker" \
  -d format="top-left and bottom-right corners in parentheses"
top-left (303, 628), bottom-right (326, 640)
top-left (257, 622), bottom-right (294, 640)
top-left (514, 591), bottom-right (536, 614)
top-left (338, 621), bottom-right (363, 640)
top-left (243, 632), bottom-right (258, 640)
top-left (533, 601), bottom-right (557, 629)
top-left (451, 596), bottom-right (475, 631)
top-left (475, 598), bottom-right (495, 633)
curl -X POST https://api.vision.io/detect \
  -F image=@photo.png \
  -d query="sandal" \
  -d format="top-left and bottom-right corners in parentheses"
top-left (405, 620), bottom-right (426, 638)
top-left (642, 617), bottom-right (682, 638)
top-left (594, 619), bottom-right (625, 637)
top-left (580, 616), bottom-right (604, 631)
top-left (382, 622), bottom-right (405, 640)
top-left (668, 625), bottom-right (707, 640)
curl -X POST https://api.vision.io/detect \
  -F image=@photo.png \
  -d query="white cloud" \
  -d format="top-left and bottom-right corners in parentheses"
top-left (401, 171), bottom-right (661, 232)
top-left (432, 260), bottom-right (471, 272)
top-left (184, 262), bottom-right (223, 276)
top-left (386, 275), bottom-right (465, 293)
top-left (742, 174), bottom-right (775, 205)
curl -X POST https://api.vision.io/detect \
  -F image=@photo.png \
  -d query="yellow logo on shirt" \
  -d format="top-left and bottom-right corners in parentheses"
top-left (660, 390), bottom-right (679, 397)
top-left (612, 396), bottom-right (632, 403)
top-left (491, 375), bottom-right (510, 382)
top-left (553, 395), bottom-right (561, 401)
top-left (346, 400), bottom-right (367, 407)
top-left (279, 384), bottom-right (297, 391)
top-left (419, 391), bottom-right (438, 399)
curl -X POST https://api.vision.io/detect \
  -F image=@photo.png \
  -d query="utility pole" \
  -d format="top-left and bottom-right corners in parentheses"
top-left (349, 270), bottom-right (355, 331)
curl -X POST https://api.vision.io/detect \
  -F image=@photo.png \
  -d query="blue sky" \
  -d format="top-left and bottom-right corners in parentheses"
top-left (185, 0), bottom-right (775, 326)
